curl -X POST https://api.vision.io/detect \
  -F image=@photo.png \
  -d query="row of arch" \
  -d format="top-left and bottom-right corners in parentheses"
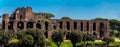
top-left (58, 21), bottom-right (104, 31)
top-left (58, 21), bottom-right (105, 38)
top-left (3, 21), bottom-right (49, 30)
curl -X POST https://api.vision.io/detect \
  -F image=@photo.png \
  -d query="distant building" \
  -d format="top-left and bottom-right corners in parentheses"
top-left (2, 7), bottom-right (109, 39)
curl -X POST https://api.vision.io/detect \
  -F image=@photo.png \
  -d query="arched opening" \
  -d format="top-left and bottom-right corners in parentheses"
top-left (59, 21), bottom-right (63, 29)
top-left (99, 22), bottom-right (105, 38)
top-left (66, 32), bottom-right (70, 39)
top-left (2, 21), bottom-right (5, 29)
top-left (93, 22), bottom-right (96, 31)
top-left (66, 21), bottom-right (70, 30)
top-left (74, 22), bottom-right (77, 30)
top-left (45, 31), bottom-right (48, 38)
top-left (81, 22), bottom-right (83, 31)
top-left (27, 21), bottom-right (33, 28)
top-left (20, 15), bottom-right (22, 19)
top-left (45, 22), bottom-right (48, 30)
top-left (93, 32), bottom-right (97, 38)
top-left (17, 21), bottom-right (24, 30)
top-left (53, 25), bottom-right (56, 29)
top-left (36, 23), bottom-right (41, 29)
top-left (87, 22), bottom-right (89, 31)
top-left (8, 21), bottom-right (14, 30)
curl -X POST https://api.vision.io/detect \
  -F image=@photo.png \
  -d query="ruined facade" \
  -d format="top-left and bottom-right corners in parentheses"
top-left (2, 7), bottom-right (110, 39)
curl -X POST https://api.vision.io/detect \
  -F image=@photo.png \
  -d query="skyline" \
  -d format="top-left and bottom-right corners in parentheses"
top-left (0, 0), bottom-right (120, 20)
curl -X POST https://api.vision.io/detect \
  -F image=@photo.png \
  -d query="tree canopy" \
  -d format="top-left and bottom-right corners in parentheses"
top-left (34, 12), bottom-right (55, 18)
top-left (61, 17), bottom-right (72, 20)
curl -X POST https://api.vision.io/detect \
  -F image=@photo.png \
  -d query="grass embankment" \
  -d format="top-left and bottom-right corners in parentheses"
top-left (46, 38), bottom-right (120, 47)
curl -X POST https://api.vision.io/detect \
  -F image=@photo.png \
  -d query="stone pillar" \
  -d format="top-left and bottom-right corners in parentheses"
top-left (33, 22), bottom-right (36, 29)
top-left (57, 21), bottom-right (59, 31)
top-left (24, 22), bottom-right (27, 31)
top-left (96, 22), bottom-right (100, 39)
top-left (89, 21), bottom-right (93, 33)
top-left (79, 22), bottom-right (81, 31)
top-left (63, 21), bottom-right (65, 30)
top-left (77, 22), bottom-right (80, 31)
top-left (13, 21), bottom-right (17, 32)
top-left (70, 21), bottom-right (73, 32)
top-left (5, 21), bottom-right (8, 32)
top-left (104, 21), bottom-right (109, 37)
top-left (83, 22), bottom-right (86, 32)
top-left (41, 21), bottom-right (45, 30)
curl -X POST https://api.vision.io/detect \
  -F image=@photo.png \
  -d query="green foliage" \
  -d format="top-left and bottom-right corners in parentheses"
top-left (109, 42), bottom-right (120, 46)
top-left (25, 28), bottom-right (46, 46)
top-left (93, 18), bottom-right (108, 20)
top-left (110, 30), bottom-right (118, 37)
top-left (37, 18), bottom-right (51, 23)
top-left (94, 18), bottom-right (120, 30)
top-left (61, 17), bottom-right (71, 20)
top-left (69, 32), bottom-right (83, 47)
top-left (52, 31), bottom-right (64, 47)
top-left (0, 15), bottom-right (1, 18)
top-left (21, 35), bottom-right (34, 45)
top-left (102, 37), bottom-right (114, 44)
top-left (34, 12), bottom-right (55, 18)
top-left (82, 33), bottom-right (95, 41)
top-left (47, 40), bottom-right (72, 47)
top-left (16, 29), bottom-right (46, 47)
top-left (8, 38), bottom-right (20, 44)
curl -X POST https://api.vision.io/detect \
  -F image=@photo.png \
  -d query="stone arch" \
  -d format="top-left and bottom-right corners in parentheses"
top-left (93, 22), bottom-right (96, 31)
top-left (80, 22), bottom-right (83, 31)
top-left (59, 21), bottom-right (63, 29)
top-left (36, 23), bottom-right (41, 29)
top-left (27, 21), bottom-right (33, 28)
top-left (17, 21), bottom-right (24, 30)
top-left (73, 22), bottom-right (77, 30)
top-left (8, 21), bottom-right (14, 30)
top-left (45, 22), bottom-right (49, 30)
top-left (66, 21), bottom-right (70, 30)
top-left (86, 22), bottom-right (89, 31)
top-left (99, 22), bottom-right (105, 38)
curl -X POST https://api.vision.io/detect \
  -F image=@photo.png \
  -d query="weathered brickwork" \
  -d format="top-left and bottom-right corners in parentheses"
top-left (2, 7), bottom-right (110, 39)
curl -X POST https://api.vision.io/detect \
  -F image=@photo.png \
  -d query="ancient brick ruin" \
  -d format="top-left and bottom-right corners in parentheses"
top-left (2, 7), bottom-right (110, 39)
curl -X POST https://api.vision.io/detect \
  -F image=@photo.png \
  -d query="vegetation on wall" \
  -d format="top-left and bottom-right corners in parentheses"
top-left (61, 17), bottom-right (72, 20)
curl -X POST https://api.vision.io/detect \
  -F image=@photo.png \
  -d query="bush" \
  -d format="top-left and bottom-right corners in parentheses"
top-left (109, 42), bottom-right (120, 46)
top-left (102, 37), bottom-right (114, 45)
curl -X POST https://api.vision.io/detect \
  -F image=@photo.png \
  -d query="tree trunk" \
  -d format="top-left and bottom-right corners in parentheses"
top-left (57, 45), bottom-right (60, 47)
top-left (73, 44), bottom-right (76, 47)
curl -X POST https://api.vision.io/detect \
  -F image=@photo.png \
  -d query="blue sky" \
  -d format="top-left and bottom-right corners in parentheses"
top-left (0, 0), bottom-right (120, 20)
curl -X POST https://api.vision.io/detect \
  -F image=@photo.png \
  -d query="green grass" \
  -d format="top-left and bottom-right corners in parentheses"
top-left (47, 39), bottom-right (120, 47)
top-left (47, 40), bottom-right (72, 47)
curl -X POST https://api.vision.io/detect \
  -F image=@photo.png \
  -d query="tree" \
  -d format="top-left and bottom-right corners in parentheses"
top-left (25, 28), bottom-right (46, 47)
top-left (34, 12), bottom-right (55, 18)
top-left (61, 17), bottom-right (72, 20)
top-left (110, 30), bottom-right (118, 37)
top-left (21, 35), bottom-right (34, 46)
top-left (52, 31), bottom-right (64, 47)
top-left (82, 33), bottom-right (95, 41)
top-left (0, 30), bottom-right (15, 47)
top-left (69, 32), bottom-right (83, 47)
